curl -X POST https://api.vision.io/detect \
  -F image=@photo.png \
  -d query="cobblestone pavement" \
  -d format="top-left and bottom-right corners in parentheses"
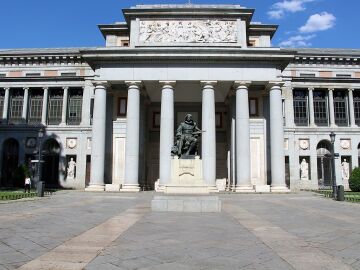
top-left (0, 191), bottom-right (359, 270)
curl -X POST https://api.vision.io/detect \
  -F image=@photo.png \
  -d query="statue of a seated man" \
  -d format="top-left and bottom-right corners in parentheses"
top-left (171, 114), bottom-right (203, 157)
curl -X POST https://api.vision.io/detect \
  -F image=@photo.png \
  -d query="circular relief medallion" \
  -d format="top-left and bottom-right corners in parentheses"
top-left (67, 138), bottom-right (77, 149)
top-left (26, 137), bottom-right (37, 148)
top-left (340, 140), bottom-right (350, 149)
top-left (299, 139), bottom-right (309, 150)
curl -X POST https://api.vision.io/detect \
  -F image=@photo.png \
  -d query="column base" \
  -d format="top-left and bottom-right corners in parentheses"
top-left (271, 186), bottom-right (290, 193)
top-left (105, 184), bottom-right (121, 192)
top-left (120, 184), bottom-right (141, 192)
top-left (208, 185), bottom-right (220, 193)
top-left (85, 184), bottom-right (105, 192)
top-left (235, 185), bottom-right (255, 193)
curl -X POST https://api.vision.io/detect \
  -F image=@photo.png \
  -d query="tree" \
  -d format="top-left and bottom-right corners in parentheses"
top-left (349, 167), bottom-right (360, 192)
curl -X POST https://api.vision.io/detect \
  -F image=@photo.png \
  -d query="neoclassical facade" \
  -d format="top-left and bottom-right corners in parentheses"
top-left (0, 4), bottom-right (359, 192)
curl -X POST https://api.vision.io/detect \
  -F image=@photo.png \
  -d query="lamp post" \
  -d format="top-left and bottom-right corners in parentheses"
top-left (36, 128), bottom-right (45, 184)
top-left (329, 132), bottom-right (337, 199)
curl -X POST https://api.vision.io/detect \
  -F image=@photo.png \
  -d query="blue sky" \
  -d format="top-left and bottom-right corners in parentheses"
top-left (0, 0), bottom-right (358, 49)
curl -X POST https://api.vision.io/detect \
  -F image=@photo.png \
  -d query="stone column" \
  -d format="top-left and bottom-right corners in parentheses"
top-left (230, 96), bottom-right (236, 190)
top-left (41, 87), bottom-right (49, 125)
top-left (234, 81), bottom-right (254, 192)
top-left (22, 87), bottom-right (29, 123)
top-left (269, 83), bottom-right (289, 192)
top-left (60, 86), bottom-right (68, 125)
top-left (2, 88), bottom-right (9, 121)
top-left (86, 81), bottom-right (108, 191)
top-left (308, 87), bottom-right (315, 126)
top-left (328, 88), bottom-right (336, 127)
top-left (348, 88), bottom-right (356, 127)
top-left (121, 81), bottom-right (142, 192)
top-left (159, 81), bottom-right (175, 186)
top-left (201, 81), bottom-right (217, 191)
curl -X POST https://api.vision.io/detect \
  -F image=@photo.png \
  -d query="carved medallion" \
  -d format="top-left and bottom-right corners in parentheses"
top-left (340, 139), bottom-right (351, 149)
top-left (26, 137), bottom-right (37, 148)
top-left (299, 139), bottom-right (309, 150)
top-left (139, 20), bottom-right (237, 44)
top-left (66, 138), bottom-right (77, 149)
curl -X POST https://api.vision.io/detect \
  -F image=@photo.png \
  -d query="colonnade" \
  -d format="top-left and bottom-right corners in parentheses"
top-left (87, 80), bottom-right (289, 192)
top-left (1, 86), bottom-right (80, 125)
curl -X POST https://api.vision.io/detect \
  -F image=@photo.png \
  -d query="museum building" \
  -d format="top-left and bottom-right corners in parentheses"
top-left (0, 4), bottom-right (359, 192)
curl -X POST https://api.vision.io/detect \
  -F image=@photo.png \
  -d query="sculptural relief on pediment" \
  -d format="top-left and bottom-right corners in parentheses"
top-left (139, 20), bottom-right (238, 44)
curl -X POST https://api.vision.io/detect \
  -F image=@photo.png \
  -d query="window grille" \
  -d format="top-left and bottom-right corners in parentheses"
top-left (336, 74), bottom-right (351, 78)
top-left (61, 72), bottom-right (77, 77)
top-left (0, 91), bottom-right (4, 119)
top-left (0, 73), bottom-right (6, 77)
top-left (354, 96), bottom-right (360, 126)
top-left (293, 90), bottom-right (308, 126)
top-left (334, 91), bottom-right (348, 126)
top-left (28, 91), bottom-right (43, 124)
top-left (25, 73), bottom-right (41, 77)
top-left (313, 91), bottom-right (328, 126)
top-left (48, 89), bottom-right (63, 125)
top-left (67, 89), bottom-right (83, 125)
top-left (300, 73), bottom-right (316, 77)
top-left (9, 89), bottom-right (24, 124)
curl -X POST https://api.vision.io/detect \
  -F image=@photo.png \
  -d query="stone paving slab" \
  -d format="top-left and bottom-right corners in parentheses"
top-left (0, 191), bottom-right (359, 269)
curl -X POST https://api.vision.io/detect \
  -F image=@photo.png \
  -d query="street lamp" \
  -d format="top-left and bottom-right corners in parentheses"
top-left (36, 128), bottom-right (45, 184)
top-left (329, 132), bottom-right (337, 199)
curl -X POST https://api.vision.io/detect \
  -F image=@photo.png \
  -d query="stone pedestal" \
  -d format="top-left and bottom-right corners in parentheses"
top-left (151, 195), bottom-right (221, 212)
top-left (163, 156), bottom-right (218, 194)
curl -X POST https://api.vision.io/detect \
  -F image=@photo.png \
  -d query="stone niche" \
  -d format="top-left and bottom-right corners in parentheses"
top-left (164, 156), bottom-right (210, 194)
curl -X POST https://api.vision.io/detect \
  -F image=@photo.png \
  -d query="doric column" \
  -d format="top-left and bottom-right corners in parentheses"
top-left (269, 83), bottom-right (289, 192)
top-left (234, 81), bottom-right (254, 192)
top-left (159, 81), bottom-right (175, 186)
top-left (201, 81), bottom-right (217, 191)
top-left (308, 87), bottom-right (315, 126)
top-left (121, 81), bottom-right (141, 192)
top-left (348, 88), bottom-right (356, 127)
top-left (41, 87), bottom-right (49, 125)
top-left (2, 88), bottom-right (10, 121)
top-left (328, 88), bottom-right (336, 126)
top-left (60, 86), bottom-right (68, 125)
top-left (230, 96), bottom-right (236, 191)
top-left (22, 87), bottom-right (29, 123)
top-left (86, 81), bottom-right (108, 191)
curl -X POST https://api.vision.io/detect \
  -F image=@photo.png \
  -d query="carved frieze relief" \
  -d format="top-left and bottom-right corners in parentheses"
top-left (139, 20), bottom-right (238, 44)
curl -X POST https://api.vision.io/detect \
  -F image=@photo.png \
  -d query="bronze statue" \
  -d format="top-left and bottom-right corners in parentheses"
top-left (171, 114), bottom-right (203, 157)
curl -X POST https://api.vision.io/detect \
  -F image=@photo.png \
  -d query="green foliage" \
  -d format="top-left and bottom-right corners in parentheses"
top-left (12, 164), bottom-right (31, 187)
top-left (349, 167), bottom-right (360, 192)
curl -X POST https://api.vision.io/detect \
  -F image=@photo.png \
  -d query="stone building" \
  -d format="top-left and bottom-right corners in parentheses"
top-left (0, 4), bottom-right (359, 192)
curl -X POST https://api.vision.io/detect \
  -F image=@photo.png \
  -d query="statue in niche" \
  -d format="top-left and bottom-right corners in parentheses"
top-left (341, 159), bottom-right (350, 181)
top-left (171, 114), bottom-right (203, 158)
top-left (67, 158), bottom-right (76, 179)
top-left (300, 158), bottom-right (309, 180)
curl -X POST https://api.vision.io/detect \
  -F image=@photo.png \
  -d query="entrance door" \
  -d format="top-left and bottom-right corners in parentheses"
top-left (317, 140), bottom-right (332, 188)
top-left (42, 139), bottom-right (60, 188)
top-left (85, 155), bottom-right (91, 187)
top-left (1, 138), bottom-right (19, 187)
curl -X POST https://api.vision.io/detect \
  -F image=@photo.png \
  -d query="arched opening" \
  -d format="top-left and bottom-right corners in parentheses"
top-left (1, 138), bottom-right (20, 187)
top-left (317, 140), bottom-right (332, 188)
top-left (42, 138), bottom-right (60, 188)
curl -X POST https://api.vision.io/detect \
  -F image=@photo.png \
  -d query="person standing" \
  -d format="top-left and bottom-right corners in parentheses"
top-left (24, 175), bottom-right (31, 193)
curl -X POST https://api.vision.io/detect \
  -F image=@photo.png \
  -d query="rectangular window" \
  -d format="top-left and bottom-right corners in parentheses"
top-left (67, 88), bottom-right (83, 125)
top-left (354, 92), bottom-right (360, 126)
top-left (0, 73), bottom-right (6, 77)
top-left (25, 73), bottom-right (41, 77)
top-left (9, 89), bottom-right (24, 124)
top-left (90, 98), bottom-right (94, 125)
top-left (28, 90), bottom-right (43, 124)
top-left (0, 90), bottom-right (4, 119)
top-left (60, 72), bottom-right (77, 77)
top-left (336, 74), bottom-right (351, 78)
top-left (48, 89), bottom-right (63, 125)
top-left (249, 98), bottom-right (258, 117)
top-left (334, 91), bottom-right (348, 126)
top-left (313, 91), bottom-right (328, 126)
top-left (300, 73), bottom-right (316, 77)
top-left (117, 97), bottom-right (127, 117)
top-left (293, 90), bottom-right (308, 126)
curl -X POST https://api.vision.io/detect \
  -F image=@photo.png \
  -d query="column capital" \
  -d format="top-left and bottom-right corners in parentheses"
top-left (267, 81), bottom-right (285, 89)
top-left (23, 87), bottom-right (29, 91)
top-left (234, 81), bottom-right (251, 88)
top-left (4, 87), bottom-right (10, 91)
top-left (328, 88), bottom-right (335, 91)
top-left (308, 87), bottom-right (314, 91)
top-left (348, 88), bottom-right (354, 92)
top-left (43, 87), bottom-right (49, 91)
top-left (92, 81), bottom-right (109, 88)
top-left (200, 81), bottom-right (217, 87)
top-left (159, 81), bottom-right (176, 88)
top-left (125, 81), bottom-right (142, 88)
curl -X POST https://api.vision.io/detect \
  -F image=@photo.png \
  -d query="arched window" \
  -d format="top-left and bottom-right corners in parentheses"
top-left (317, 140), bottom-right (332, 188)
top-left (42, 138), bottom-right (61, 187)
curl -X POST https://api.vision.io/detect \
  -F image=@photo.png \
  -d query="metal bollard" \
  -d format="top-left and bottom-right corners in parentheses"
top-left (36, 181), bottom-right (45, 197)
top-left (337, 185), bottom-right (345, 201)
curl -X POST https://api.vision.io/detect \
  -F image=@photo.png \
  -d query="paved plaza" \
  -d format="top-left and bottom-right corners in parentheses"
top-left (0, 192), bottom-right (359, 270)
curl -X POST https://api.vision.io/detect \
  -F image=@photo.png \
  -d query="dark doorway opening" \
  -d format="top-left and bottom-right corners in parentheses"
top-left (1, 138), bottom-right (19, 187)
top-left (317, 140), bottom-right (332, 188)
top-left (42, 139), bottom-right (60, 188)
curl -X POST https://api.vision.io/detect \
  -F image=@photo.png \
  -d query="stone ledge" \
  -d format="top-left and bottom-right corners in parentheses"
top-left (151, 195), bottom-right (221, 212)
